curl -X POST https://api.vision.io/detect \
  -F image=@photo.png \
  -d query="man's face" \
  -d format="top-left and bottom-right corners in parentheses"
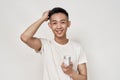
top-left (48, 13), bottom-right (70, 39)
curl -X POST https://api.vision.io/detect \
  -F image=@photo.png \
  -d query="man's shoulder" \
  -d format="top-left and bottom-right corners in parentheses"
top-left (69, 39), bottom-right (81, 48)
top-left (38, 38), bottom-right (52, 45)
top-left (39, 38), bottom-right (50, 41)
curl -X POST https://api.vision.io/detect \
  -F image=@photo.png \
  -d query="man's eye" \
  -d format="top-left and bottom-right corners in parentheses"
top-left (52, 23), bottom-right (56, 24)
top-left (61, 22), bottom-right (65, 24)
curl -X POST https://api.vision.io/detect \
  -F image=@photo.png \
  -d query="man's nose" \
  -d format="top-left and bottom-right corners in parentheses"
top-left (57, 23), bottom-right (61, 28)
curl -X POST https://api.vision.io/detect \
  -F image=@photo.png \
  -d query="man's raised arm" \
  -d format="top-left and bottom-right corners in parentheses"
top-left (20, 11), bottom-right (49, 51)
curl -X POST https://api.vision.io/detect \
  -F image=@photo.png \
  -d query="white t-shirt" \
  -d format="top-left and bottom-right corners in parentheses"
top-left (37, 38), bottom-right (87, 80)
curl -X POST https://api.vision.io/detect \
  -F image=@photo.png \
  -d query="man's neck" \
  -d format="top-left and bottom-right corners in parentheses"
top-left (54, 37), bottom-right (68, 45)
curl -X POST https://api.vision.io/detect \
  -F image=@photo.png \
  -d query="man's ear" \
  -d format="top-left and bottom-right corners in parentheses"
top-left (68, 21), bottom-right (71, 28)
top-left (48, 22), bottom-right (52, 29)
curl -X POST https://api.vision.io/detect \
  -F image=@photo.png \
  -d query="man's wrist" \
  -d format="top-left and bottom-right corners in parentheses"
top-left (39, 17), bottom-right (46, 22)
top-left (69, 70), bottom-right (77, 78)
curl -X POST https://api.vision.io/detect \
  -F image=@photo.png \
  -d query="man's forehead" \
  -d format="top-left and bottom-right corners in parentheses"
top-left (50, 19), bottom-right (67, 22)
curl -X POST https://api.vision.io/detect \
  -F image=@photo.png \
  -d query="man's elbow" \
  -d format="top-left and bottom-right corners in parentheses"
top-left (20, 34), bottom-right (29, 43)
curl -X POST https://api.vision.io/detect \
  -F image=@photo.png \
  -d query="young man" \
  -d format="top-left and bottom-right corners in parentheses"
top-left (21, 7), bottom-right (87, 80)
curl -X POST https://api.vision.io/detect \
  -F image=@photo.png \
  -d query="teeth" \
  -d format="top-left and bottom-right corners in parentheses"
top-left (58, 31), bottom-right (62, 34)
top-left (56, 30), bottom-right (62, 34)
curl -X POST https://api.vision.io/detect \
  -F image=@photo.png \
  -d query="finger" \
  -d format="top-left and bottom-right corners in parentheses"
top-left (61, 62), bottom-right (65, 68)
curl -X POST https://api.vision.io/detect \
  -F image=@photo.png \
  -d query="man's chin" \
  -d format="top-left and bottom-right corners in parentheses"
top-left (55, 35), bottom-right (65, 39)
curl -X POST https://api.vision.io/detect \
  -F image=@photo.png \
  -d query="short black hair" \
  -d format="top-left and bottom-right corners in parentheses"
top-left (48, 7), bottom-right (69, 19)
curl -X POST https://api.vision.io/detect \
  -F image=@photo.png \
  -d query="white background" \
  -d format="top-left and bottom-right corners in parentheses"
top-left (0, 0), bottom-right (120, 80)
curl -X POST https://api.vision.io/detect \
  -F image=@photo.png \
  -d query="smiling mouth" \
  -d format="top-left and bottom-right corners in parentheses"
top-left (55, 30), bottom-right (63, 34)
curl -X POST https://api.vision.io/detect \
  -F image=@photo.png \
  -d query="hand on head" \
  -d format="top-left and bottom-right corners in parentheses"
top-left (42, 10), bottom-right (50, 21)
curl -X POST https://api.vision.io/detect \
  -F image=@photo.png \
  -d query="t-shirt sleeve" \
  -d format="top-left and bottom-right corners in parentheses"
top-left (78, 46), bottom-right (87, 64)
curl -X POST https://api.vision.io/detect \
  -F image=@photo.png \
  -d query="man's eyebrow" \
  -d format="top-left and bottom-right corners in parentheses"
top-left (61, 19), bottom-right (66, 21)
top-left (51, 20), bottom-right (57, 22)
